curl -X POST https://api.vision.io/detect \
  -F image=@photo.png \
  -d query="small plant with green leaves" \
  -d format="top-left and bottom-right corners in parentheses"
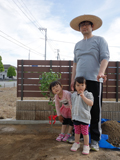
top-left (39, 69), bottom-right (61, 112)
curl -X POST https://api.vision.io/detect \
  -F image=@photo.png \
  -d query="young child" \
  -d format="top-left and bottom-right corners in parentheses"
top-left (71, 77), bottom-right (94, 155)
top-left (49, 81), bottom-right (73, 142)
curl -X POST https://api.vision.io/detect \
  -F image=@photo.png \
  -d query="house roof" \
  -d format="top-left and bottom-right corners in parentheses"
top-left (3, 64), bottom-right (17, 70)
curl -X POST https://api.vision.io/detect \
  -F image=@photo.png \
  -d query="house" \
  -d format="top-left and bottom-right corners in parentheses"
top-left (0, 64), bottom-right (17, 80)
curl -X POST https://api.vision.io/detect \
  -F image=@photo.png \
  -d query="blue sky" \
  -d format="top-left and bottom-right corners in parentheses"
top-left (0, 0), bottom-right (120, 67)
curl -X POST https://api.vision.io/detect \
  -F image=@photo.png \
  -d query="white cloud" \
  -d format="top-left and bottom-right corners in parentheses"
top-left (0, 0), bottom-right (120, 67)
top-left (102, 18), bottom-right (120, 61)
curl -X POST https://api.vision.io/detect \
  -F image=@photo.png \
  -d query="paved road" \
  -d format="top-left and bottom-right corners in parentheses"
top-left (0, 81), bottom-right (17, 88)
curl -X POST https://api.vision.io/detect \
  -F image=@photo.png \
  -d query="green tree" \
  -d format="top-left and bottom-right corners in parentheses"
top-left (7, 66), bottom-right (16, 78)
top-left (0, 56), bottom-right (4, 72)
top-left (39, 69), bottom-right (61, 111)
top-left (39, 69), bottom-right (61, 98)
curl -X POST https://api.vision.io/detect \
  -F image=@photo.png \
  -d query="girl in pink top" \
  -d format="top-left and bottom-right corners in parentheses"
top-left (49, 81), bottom-right (73, 142)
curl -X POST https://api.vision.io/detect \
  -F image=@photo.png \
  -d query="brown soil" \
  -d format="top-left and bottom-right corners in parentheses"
top-left (0, 87), bottom-right (47, 119)
top-left (0, 87), bottom-right (120, 160)
top-left (0, 124), bottom-right (120, 160)
top-left (102, 120), bottom-right (120, 147)
top-left (0, 87), bottom-right (17, 119)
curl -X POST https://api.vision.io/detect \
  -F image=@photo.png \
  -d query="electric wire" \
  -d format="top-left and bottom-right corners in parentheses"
top-left (12, 0), bottom-right (55, 54)
top-left (0, 34), bottom-right (43, 57)
top-left (12, 0), bottom-right (38, 28)
top-left (6, 1), bottom-right (120, 47)
top-left (20, 0), bottom-right (43, 28)
top-left (12, 0), bottom-right (46, 37)
top-left (19, 0), bottom-right (59, 54)
top-left (12, 0), bottom-right (73, 56)
top-left (0, 31), bottom-right (44, 56)
top-left (0, 30), bottom-right (44, 55)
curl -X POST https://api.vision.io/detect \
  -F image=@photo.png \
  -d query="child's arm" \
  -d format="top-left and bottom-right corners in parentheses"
top-left (80, 92), bottom-right (93, 106)
top-left (71, 105), bottom-right (72, 120)
top-left (66, 91), bottom-right (72, 109)
top-left (55, 95), bottom-right (64, 122)
top-left (58, 115), bottom-right (64, 123)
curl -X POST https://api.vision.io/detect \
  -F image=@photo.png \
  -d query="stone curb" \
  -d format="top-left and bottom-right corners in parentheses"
top-left (0, 119), bottom-right (61, 125)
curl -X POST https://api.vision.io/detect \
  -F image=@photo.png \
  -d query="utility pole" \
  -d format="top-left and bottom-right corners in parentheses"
top-left (28, 50), bottom-right (30, 60)
top-left (57, 49), bottom-right (60, 60)
top-left (38, 28), bottom-right (47, 60)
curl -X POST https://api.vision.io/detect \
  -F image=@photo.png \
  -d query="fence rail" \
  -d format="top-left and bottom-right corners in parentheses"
top-left (17, 60), bottom-right (120, 101)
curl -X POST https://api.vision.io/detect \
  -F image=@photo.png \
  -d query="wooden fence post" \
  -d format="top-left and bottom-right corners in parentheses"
top-left (50, 60), bottom-right (52, 70)
top-left (106, 67), bottom-right (108, 99)
top-left (21, 60), bottom-right (23, 100)
top-left (116, 61), bottom-right (119, 102)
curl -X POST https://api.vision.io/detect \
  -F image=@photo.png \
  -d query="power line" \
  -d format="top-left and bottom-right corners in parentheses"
top-left (0, 30), bottom-right (44, 56)
top-left (60, 54), bottom-right (73, 58)
top-left (18, 0), bottom-right (58, 54)
top-left (13, 0), bottom-right (66, 55)
top-left (48, 39), bottom-right (75, 44)
top-left (39, 37), bottom-right (75, 44)
top-left (0, 34), bottom-right (43, 56)
top-left (5, 1), bottom-right (120, 60)
top-left (20, 0), bottom-right (42, 28)
top-left (12, 0), bottom-right (55, 56)
top-left (0, 30), bottom-right (44, 55)
top-left (12, 0), bottom-right (46, 38)
top-left (0, 32), bottom-right (73, 59)
top-left (12, 0), bottom-right (38, 28)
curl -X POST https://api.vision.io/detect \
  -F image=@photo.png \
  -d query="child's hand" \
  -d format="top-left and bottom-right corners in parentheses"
top-left (58, 115), bottom-right (64, 123)
top-left (80, 91), bottom-right (84, 98)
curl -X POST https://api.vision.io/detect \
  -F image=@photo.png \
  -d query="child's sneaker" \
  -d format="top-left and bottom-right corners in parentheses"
top-left (90, 139), bottom-right (99, 151)
top-left (62, 134), bottom-right (71, 142)
top-left (82, 145), bottom-right (90, 155)
top-left (70, 142), bottom-right (80, 151)
top-left (67, 135), bottom-right (75, 143)
top-left (56, 134), bottom-right (64, 141)
top-left (67, 135), bottom-right (83, 143)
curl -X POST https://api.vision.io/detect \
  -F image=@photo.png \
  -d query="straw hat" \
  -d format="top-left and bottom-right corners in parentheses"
top-left (70, 14), bottom-right (102, 31)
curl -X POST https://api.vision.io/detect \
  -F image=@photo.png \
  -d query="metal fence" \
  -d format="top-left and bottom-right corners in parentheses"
top-left (0, 80), bottom-right (17, 88)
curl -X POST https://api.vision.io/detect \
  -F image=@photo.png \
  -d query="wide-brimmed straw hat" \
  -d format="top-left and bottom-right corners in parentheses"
top-left (70, 14), bottom-right (102, 31)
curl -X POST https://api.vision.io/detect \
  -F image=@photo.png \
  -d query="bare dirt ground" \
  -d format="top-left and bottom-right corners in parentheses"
top-left (0, 87), bottom-right (46, 119)
top-left (0, 87), bottom-right (120, 160)
top-left (0, 87), bottom-right (17, 119)
top-left (0, 124), bottom-right (120, 160)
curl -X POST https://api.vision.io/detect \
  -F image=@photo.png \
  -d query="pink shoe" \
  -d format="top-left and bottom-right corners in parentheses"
top-left (56, 134), bottom-right (64, 141)
top-left (62, 134), bottom-right (71, 142)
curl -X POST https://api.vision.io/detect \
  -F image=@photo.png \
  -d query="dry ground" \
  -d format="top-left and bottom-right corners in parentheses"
top-left (0, 87), bottom-right (120, 160)
top-left (0, 87), bottom-right (17, 119)
top-left (0, 87), bottom-right (46, 119)
top-left (0, 124), bottom-right (120, 160)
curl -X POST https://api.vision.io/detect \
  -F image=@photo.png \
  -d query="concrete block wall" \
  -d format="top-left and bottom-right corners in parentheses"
top-left (16, 100), bottom-right (120, 121)
top-left (16, 100), bottom-right (55, 120)
top-left (101, 101), bottom-right (120, 121)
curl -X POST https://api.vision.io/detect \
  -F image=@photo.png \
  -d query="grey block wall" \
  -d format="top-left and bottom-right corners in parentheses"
top-left (101, 101), bottom-right (120, 121)
top-left (16, 100), bottom-right (120, 121)
top-left (16, 100), bottom-right (55, 120)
